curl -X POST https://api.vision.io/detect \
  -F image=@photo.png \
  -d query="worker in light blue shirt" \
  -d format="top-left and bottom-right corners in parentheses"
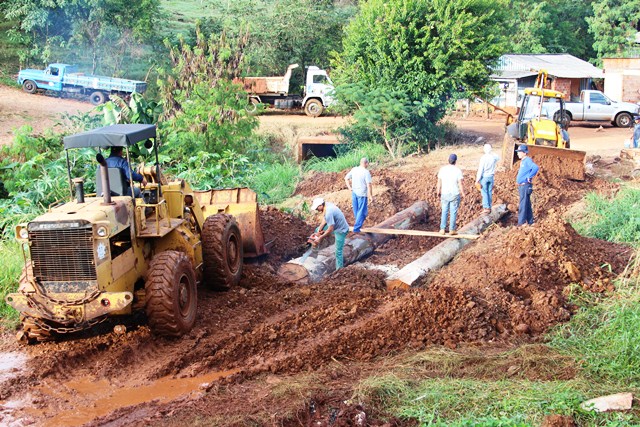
top-left (311, 197), bottom-right (349, 270)
top-left (515, 145), bottom-right (539, 226)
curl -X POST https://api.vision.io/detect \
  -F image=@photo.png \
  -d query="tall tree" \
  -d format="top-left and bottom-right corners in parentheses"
top-left (587, 0), bottom-right (640, 61)
top-left (332, 0), bottom-right (508, 154)
top-left (2, 0), bottom-right (160, 74)
top-left (506, 0), bottom-right (596, 60)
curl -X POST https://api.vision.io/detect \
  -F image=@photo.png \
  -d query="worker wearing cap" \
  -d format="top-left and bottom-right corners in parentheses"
top-left (632, 114), bottom-right (640, 149)
top-left (345, 157), bottom-right (373, 233)
top-left (515, 145), bottom-right (539, 226)
top-left (437, 153), bottom-right (465, 235)
top-left (311, 197), bottom-right (350, 270)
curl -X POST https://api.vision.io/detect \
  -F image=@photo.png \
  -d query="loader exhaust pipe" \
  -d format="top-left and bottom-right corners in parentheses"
top-left (72, 177), bottom-right (85, 203)
top-left (96, 153), bottom-right (113, 205)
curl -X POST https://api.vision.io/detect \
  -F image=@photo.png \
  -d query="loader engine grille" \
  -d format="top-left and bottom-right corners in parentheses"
top-left (29, 225), bottom-right (97, 282)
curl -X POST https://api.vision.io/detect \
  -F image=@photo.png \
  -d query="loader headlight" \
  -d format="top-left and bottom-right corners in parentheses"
top-left (19, 228), bottom-right (29, 239)
top-left (96, 226), bottom-right (108, 237)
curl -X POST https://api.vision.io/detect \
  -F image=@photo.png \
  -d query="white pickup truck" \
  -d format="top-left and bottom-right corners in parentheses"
top-left (543, 90), bottom-right (640, 127)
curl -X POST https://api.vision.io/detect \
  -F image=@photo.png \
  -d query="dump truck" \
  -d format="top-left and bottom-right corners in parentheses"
top-left (238, 64), bottom-right (335, 117)
top-left (17, 63), bottom-right (147, 105)
top-left (5, 124), bottom-right (268, 343)
top-left (501, 70), bottom-right (587, 181)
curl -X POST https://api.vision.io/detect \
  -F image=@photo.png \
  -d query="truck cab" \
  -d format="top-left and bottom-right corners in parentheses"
top-left (18, 63), bottom-right (75, 93)
top-left (303, 66), bottom-right (335, 117)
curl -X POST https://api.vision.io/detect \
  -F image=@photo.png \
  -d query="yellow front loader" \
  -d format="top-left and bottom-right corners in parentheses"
top-left (6, 124), bottom-right (269, 343)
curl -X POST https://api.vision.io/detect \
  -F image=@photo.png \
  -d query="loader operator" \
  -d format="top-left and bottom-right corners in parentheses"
top-left (311, 197), bottom-right (349, 270)
top-left (106, 146), bottom-right (147, 197)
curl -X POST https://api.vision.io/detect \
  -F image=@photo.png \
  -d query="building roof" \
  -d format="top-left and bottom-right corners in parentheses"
top-left (493, 54), bottom-right (603, 79)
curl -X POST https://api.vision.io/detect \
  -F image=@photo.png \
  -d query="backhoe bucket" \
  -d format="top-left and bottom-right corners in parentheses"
top-left (194, 188), bottom-right (268, 258)
top-left (526, 145), bottom-right (586, 181)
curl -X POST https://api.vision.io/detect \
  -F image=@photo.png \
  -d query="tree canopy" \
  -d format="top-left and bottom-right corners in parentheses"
top-left (331, 0), bottom-right (509, 154)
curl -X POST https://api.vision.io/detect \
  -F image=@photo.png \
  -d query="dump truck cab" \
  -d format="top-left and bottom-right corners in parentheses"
top-left (6, 124), bottom-right (268, 343)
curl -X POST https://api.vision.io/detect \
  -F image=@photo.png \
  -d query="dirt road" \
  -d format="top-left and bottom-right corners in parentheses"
top-left (0, 84), bottom-right (637, 426)
top-left (0, 84), bottom-right (92, 146)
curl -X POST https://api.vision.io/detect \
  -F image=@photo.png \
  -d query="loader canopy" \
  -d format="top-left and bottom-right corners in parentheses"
top-left (63, 124), bottom-right (156, 149)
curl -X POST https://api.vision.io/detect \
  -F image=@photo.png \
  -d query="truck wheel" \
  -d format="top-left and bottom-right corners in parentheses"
top-left (553, 111), bottom-right (571, 128)
top-left (202, 214), bottom-right (243, 290)
top-left (89, 91), bottom-right (107, 105)
top-left (304, 99), bottom-right (324, 117)
top-left (22, 80), bottom-right (37, 94)
top-left (245, 98), bottom-right (260, 115)
top-left (615, 112), bottom-right (632, 128)
top-left (17, 315), bottom-right (52, 344)
top-left (145, 251), bottom-right (197, 338)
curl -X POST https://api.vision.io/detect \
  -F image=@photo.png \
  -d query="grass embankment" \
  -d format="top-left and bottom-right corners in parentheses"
top-left (0, 241), bottom-right (23, 326)
top-left (0, 19), bottom-right (21, 86)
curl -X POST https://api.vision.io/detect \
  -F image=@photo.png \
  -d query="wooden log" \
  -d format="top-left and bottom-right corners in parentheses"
top-left (385, 204), bottom-right (508, 290)
top-left (277, 201), bottom-right (429, 284)
top-left (355, 227), bottom-right (479, 240)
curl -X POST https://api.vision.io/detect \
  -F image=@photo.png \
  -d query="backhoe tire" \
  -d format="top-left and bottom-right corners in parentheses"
top-left (304, 99), bottom-right (324, 117)
top-left (202, 214), bottom-right (243, 291)
top-left (89, 91), bottom-right (107, 105)
top-left (17, 315), bottom-right (52, 344)
top-left (22, 80), bottom-right (37, 94)
top-left (553, 111), bottom-right (571, 128)
top-left (615, 112), bottom-right (633, 128)
top-left (145, 251), bottom-right (197, 338)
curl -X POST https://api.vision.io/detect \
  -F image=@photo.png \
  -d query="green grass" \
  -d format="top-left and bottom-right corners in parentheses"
top-left (249, 161), bottom-right (301, 204)
top-left (571, 187), bottom-right (640, 245)
top-left (303, 142), bottom-right (389, 173)
top-left (0, 240), bottom-right (23, 326)
top-left (548, 252), bottom-right (640, 385)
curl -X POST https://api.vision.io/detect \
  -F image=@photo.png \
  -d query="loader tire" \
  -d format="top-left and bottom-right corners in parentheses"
top-left (145, 251), bottom-right (197, 338)
top-left (89, 91), bottom-right (107, 105)
top-left (22, 80), bottom-right (37, 94)
top-left (202, 214), bottom-right (243, 290)
top-left (304, 99), bottom-right (324, 117)
top-left (17, 315), bottom-right (52, 345)
top-left (553, 111), bottom-right (571, 128)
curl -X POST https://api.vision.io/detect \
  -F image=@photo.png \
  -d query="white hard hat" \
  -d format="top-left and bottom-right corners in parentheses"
top-left (311, 197), bottom-right (325, 211)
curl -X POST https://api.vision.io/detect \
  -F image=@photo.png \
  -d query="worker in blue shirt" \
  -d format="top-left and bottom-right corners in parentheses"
top-left (515, 145), bottom-right (539, 226)
top-left (106, 146), bottom-right (147, 197)
top-left (632, 114), bottom-right (640, 149)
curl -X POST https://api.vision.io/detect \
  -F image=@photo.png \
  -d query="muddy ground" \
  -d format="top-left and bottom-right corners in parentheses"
top-left (1, 84), bottom-right (639, 426)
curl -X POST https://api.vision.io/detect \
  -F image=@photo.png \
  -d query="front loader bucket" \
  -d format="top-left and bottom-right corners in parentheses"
top-left (194, 188), bottom-right (268, 258)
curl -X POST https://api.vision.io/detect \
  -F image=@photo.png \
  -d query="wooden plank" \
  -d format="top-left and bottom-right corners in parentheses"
top-left (355, 227), bottom-right (479, 240)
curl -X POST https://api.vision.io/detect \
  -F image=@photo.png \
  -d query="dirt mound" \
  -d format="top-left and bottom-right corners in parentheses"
top-left (259, 206), bottom-right (314, 266)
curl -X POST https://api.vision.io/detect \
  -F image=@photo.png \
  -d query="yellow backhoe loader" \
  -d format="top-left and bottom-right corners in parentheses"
top-left (6, 124), bottom-right (269, 343)
top-left (501, 70), bottom-right (587, 181)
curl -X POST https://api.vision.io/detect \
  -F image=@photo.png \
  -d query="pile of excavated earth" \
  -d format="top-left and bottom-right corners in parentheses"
top-left (0, 149), bottom-right (633, 426)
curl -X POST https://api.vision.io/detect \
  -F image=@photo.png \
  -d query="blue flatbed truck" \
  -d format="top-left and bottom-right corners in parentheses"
top-left (17, 63), bottom-right (147, 105)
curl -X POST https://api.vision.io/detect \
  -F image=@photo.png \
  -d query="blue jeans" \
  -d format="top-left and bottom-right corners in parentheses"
top-left (440, 193), bottom-right (460, 231)
top-left (518, 183), bottom-right (534, 225)
top-left (352, 193), bottom-right (368, 232)
top-left (480, 175), bottom-right (494, 209)
top-left (334, 231), bottom-right (347, 270)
